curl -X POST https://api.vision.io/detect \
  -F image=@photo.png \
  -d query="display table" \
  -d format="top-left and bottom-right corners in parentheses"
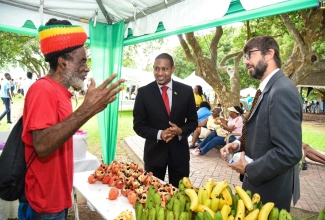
top-left (0, 148), bottom-right (100, 219)
top-left (73, 171), bottom-right (135, 220)
top-left (74, 151), bottom-right (101, 173)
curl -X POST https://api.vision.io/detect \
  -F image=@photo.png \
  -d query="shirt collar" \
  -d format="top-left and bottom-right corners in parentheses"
top-left (158, 80), bottom-right (173, 90)
top-left (259, 68), bottom-right (279, 92)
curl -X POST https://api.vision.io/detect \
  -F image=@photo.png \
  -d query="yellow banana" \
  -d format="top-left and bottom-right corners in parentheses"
top-left (235, 186), bottom-right (254, 211)
top-left (234, 199), bottom-right (245, 220)
top-left (258, 202), bottom-right (274, 220)
top-left (251, 193), bottom-right (261, 204)
top-left (211, 181), bottom-right (228, 199)
top-left (210, 198), bottom-right (220, 212)
top-left (203, 198), bottom-right (212, 209)
top-left (184, 188), bottom-right (199, 212)
top-left (198, 187), bottom-right (204, 205)
top-left (220, 204), bottom-right (231, 220)
top-left (196, 204), bottom-right (215, 219)
top-left (221, 188), bottom-right (233, 206)
top-left (218, 198), bottom-right (227, 211)
top-left (183, 177), bottom-right (198, 192)
top-left (244, 209), bottom-right (259, 220)
top-left (205, 178), bottom-right (214, 198)
top-left (200, 188), bottom-right (209, 206)
top-left (228, 215), bottom-right (235, 220)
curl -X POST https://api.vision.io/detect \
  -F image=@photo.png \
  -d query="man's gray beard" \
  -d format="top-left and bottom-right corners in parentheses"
top-left (251, 59), bottom-right (268, 80)
top-left (65, 72), bottom-right (84, 91)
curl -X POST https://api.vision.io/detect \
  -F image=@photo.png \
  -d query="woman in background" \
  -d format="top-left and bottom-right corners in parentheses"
top-left (193, 85), bottom-right (206, 110)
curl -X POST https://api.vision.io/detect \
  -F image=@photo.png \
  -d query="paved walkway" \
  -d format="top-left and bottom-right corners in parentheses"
top-left (123, 135), bottom-right (325, 213)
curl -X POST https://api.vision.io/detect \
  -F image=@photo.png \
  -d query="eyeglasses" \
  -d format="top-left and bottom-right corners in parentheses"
top-left (243, 49), bottom-right (260, 60)
top-left (153, 66), bottom-right (169, 72)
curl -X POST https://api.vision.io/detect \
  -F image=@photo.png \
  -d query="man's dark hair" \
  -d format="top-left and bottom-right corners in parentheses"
top-left (155, 53), bottom-right (174, 67)
top-left (243, 36), bottom-right (282, 68)
top-left (26, 72), bottom-right (33, 79)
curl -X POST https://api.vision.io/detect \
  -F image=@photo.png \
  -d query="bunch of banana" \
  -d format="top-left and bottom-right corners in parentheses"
top-left (257, 202), bottom-right (274, 220)
top-left (211, 180), bottom-right (228, 199)
top-left (114, 210), bottom-right (134, 220)
top-left (182, 177), bottom-right (198, 192)
top-left (235, 186), bottom-right (254, 212)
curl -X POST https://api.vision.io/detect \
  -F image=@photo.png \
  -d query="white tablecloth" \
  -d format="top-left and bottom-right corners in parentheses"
top-left (74, 151), bottom-right (101, 173)
top-left (0, 150), bottom-right (100, 219)
top-left (73, 171), bottom-right (135, 220)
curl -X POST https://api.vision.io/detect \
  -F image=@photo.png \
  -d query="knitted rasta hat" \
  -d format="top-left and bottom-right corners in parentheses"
top-left (38, 24), bottom-right (87, 62)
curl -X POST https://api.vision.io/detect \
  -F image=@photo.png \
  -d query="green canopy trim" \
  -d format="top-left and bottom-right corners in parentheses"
top-left (123, 0), bottom-right (317, 46)
top-left (89, 20), bottom-right (125, 164)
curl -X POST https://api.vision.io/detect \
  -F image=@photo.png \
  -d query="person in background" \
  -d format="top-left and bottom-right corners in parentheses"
top-left (220, 35), bottom-right (302, 211)
top-left (131, 92), bottom-right (136, 100)
top-left (10, 79), bottom-right (15, 97)
top-left (20, 18), bottom-right (124, 219)
top-left (301, 142), bottom-right (325, 167)
top-left (22, 71), bottom-right (34, 98)
top-left (189, 101), bottom-right (211, 149)
top-left (191, 106), bottom-right (243, 156)
top-left (16, 77), bottom-right (23, 96)
top-left (193, 85), bottom-right (206, 110)
top-left (246, 93), bottom-right (253, 109)
top-left (0, 73), bottom-right (13, 124)
top-left (133, 53), bottom-right (197, 187)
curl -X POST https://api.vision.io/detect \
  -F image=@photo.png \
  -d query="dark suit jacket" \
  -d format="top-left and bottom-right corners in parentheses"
top-left (133, 80), bottom-right (198, 168)
top-left (243, 70), bottom-right (302, 210)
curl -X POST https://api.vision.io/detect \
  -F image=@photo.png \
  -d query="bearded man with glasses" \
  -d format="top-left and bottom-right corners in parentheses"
top-left (220, 36), bottom-right (302, 211)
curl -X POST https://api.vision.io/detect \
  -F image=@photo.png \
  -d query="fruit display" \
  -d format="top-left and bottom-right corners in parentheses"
top-left (87, 160), bottom-right (317, 220)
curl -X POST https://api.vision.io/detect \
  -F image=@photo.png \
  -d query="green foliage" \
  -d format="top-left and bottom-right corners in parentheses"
top-left (123, 39), bottom-right (166, 71)
top-left (172, 46), bottom-right (195, 79)
top-left (0, 31), bottom-right (47, 78)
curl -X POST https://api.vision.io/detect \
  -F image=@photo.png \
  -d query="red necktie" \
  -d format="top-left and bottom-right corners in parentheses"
top-left (240, 89), bottom-right (262, 152)
top-left (161, 86), bottom-right (170, 116)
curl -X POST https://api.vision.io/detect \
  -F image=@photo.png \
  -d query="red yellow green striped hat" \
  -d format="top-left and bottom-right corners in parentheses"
top-left (38, 24), bottom-right (87, 62)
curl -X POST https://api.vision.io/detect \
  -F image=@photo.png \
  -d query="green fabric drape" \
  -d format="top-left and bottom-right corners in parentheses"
top-left (89, 21), bottom-right (124, 164)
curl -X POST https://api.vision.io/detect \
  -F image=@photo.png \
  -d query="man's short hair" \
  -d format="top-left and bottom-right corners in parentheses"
top-left (243, 36), bottom-right (281, 68)
top-left (155, 53), bottom-right (174, 67)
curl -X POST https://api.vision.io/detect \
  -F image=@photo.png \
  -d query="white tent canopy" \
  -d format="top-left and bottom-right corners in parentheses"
top-left (183, 71), bottom-right (213, 92)
top-left (121, 67), bottom-right (184, 88)
top-left (240, 87), bottom-right (257, 97)
top-left (0, 0), bottom-right (316, 42)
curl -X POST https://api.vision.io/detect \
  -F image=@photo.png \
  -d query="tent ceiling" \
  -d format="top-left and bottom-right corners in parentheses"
top-left (0, 0), bottom-right (318, 44)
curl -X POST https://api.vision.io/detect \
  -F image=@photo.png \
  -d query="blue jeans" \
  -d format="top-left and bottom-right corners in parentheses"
top-left (32, 209), bottom-right (68, 220)
top-left (18, 202), bottom-right (69, 220)
top-left (198, 131), bottom-right (236, 155)
top-left (0, 97), bottom-right (11, 122)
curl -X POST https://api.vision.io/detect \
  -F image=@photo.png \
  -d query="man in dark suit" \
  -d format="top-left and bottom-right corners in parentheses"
top-left (133, 53), bottom-right (198, 187)
top-left (220, 36), bottom-right (302, 211)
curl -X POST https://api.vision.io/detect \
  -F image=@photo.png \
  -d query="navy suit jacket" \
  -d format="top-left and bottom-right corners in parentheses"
top-left (243, 70), bottom-right (302, 210)
top-left (133, 80), bottom-right (198, 168)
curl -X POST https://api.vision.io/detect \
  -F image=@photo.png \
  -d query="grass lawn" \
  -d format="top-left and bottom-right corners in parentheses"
top-left (0, 95), bottom-right (324, 156)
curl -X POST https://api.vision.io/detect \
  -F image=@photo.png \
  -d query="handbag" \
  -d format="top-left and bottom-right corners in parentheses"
top-left (216, 127), bottom-right (229, 137)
